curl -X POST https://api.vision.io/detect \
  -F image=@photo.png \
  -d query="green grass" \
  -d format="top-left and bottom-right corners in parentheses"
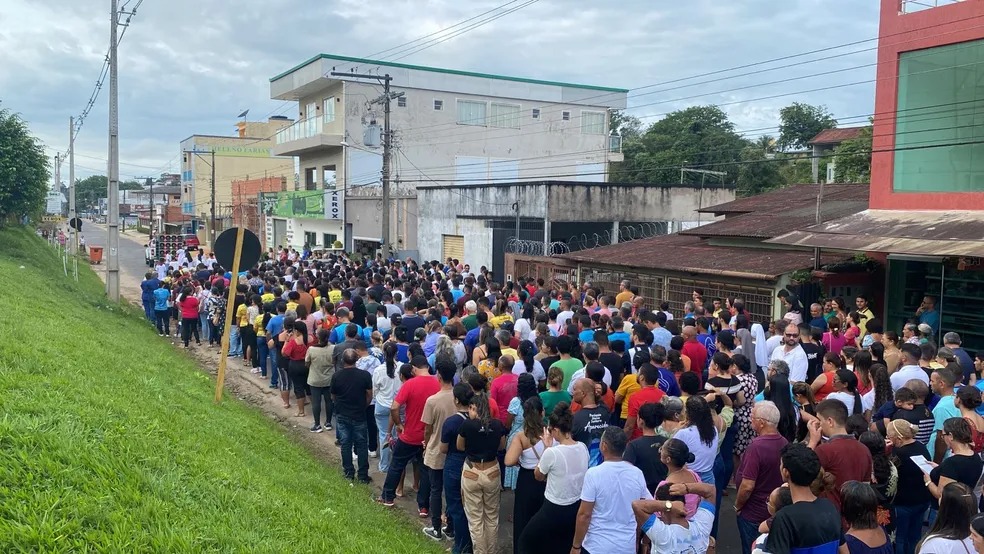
top-left (0, 227), bottom-right (440, 553)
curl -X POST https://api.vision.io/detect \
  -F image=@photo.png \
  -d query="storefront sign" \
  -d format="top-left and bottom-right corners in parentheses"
top-left (259, 189), bottom-right (344, 220)
top-left (956, 257), bottom-right (984, 271)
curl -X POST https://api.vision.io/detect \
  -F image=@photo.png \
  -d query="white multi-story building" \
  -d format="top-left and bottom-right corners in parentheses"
top-left (269, 53), bottom-right (628, 257)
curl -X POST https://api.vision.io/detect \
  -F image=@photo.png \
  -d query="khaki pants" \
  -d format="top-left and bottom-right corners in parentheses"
top-left (461, 462), bottom-right (500, 554)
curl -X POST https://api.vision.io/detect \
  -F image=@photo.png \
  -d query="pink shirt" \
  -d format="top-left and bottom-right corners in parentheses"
top-left (489, 373), bottom-right (518, 425)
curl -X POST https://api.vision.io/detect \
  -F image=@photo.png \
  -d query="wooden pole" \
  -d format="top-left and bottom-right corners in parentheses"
top-left (214, 227), bottom-right (245, 403)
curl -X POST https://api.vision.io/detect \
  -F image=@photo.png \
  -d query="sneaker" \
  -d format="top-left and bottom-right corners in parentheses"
top-left (358, 477), bottom-right (372, 485)
top-left (158, 333), bottom-right (164, 337)
top-left (422, 527), bottom-right (443, 541)
top-left (310, 424), bottom-right (323, 433)
top-left (419, 507), bottom-right (429, 518)
top-left (323, 424), bottom-right (332, 431)
top-left (442, 525), bottom-right (454, 539)
top-left (376, 497), bottom-right (394, 507)
top-left (369, 450), bottom-right (379, 458)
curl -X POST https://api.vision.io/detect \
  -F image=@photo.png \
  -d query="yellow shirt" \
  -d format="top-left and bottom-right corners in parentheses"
top-left (328, 290), bottom-right (342, 304)
top-left (286, 301), bottom-right (298, 313)
top-left (616, 374), bottom-right (641, 418)
top-left (490, 313), bottom-right (514, 329)
top-left (254, 314), bottom-right (266, 337)
top-left (857, 307), bottom-right (874, 337)
top-left (261, 293), bottom-right (275, 305)
top-left (236, 304), bottom-right (249, 327)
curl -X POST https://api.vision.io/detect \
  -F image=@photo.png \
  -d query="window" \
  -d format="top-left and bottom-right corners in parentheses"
top-left (532, 108), bottom-right (540, 120)
top-left (562, 111), bottom-right (571, 121)
top-left (323, 96), bottom-right (336, 123)
top-left (323, 233), bottom-right (338, 248)
top-left (581, 111), bottom-right (606, 134)
top-left (434, 99), bottom-right (444, 111)
top-left (397, 95), bottom-right (407, 108)
top-left (894, 38), bottom-right (984, 192)
top-left (303, 232), bottom-right (317, 247)
top-left (490, 102), bottom-right (521, 129)
top-left (456, 100), bottom-right (487, 126)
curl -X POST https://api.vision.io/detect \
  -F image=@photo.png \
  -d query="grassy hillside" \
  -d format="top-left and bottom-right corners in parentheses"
top-left (0, 227), bottom-right (440, 553)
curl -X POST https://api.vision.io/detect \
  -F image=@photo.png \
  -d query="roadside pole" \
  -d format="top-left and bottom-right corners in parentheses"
top-left (214, 227), bottom-right (244, 403)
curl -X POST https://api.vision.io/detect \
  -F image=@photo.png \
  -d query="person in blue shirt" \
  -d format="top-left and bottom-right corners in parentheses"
top-left (608, 315), bottom-right (631, 347)
top-left (329, 307), bottom-right (362, 344)
top-left (141, 271), bottom-right (161, 322)
top-left (450, 278), bottom-right (464, 303)
top-left (647, 311), bottom-right (673, 350)
top-left (463, 311), bottom-right (488, 353)
top-left (577, 315), bottom-right (595, 344)
top-left (152, 282), bottom-right (171, 336)
top-left (917, 295), bottom-right (941, 336)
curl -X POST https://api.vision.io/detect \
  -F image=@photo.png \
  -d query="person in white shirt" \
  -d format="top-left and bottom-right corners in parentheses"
top-left (634, 481), bottom-right (716, 554)
top-left (567, 343), bottom-right (612, 394)
top-left (770, 323), bottom-right (809, 382)
top-left (572, 426), bottom-right (652, 554)
top-left (763, 318), bottom-right (789, 360)
top-left (890, 343), bottom-right (929, 392)
top-left (556, 300), bottom-right (575, 332)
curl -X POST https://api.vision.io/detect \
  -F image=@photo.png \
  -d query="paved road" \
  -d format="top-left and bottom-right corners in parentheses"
top-left (80, 221), bottom-right (744, 553)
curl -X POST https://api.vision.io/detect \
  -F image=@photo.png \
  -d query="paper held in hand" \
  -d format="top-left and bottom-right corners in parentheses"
top-left (910, 455), bottom-right (935, 475)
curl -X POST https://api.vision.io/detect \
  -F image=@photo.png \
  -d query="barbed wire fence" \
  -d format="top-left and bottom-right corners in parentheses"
top-left (505, 221), bottom-right (670, 256)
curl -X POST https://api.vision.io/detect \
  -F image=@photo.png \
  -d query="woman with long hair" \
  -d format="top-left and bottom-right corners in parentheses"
top-left (845, 311), bottom-right (866, 349)
top-left (512, 339), bottom-right (545, 384)
top-left (457, 392), bottom-right (507, 554)
top-left (281, 320), bottom-right (311, 417)
top-left (793, 381), bottom-right (818, 442)
top-left (305, 328), bottom-right (335, 433)
top-left (782, 293), bottom-right (804, 326)
top-left (832, 296), bottom-right (850, 325)
top-left (917, 482), bottom-right (977, 553)
top-left (826, 369), bottom-right (864, 416)
top-left (428, 335), bottom-right (457, 371)
top-left (271, 315), bottom-right (295, 410)
top-left (442, 383), bottom-right (475, 554)
top-left (925, 418), bottom-right (984, 502)
top-left (505, 373), bottom-right (539, 490)
top-left (372, 342), bottom-right (403, 474)
top-left (864, 364), bottom-right (893, 419)
top-left (888, 418), bottom-right (933, 554)
top-left (859, 432), bottom-right (897, 539)
top-left (956, 386), bottom-right (984, 454)
top-left (841, 481), bottom-right (892, 554)
top-left (504, 395), bottom-right (546, 554)
top-left (765, 372), bottom-right (797, 443)
top-left (732, 354), bottom-right (760, 461)
top-left (822, 316), bottom-right (848, 357)
top-left (854, 351), bottom-right (875, 396)
top-left (882, 331), bottom-right (902, 373)
top-left (674, 395), bottom-right (719, 484)
top-left (177, 285), bottom-right (201, 348)
top-left (476, 337), bottom-right (503, 381)
top-left (519, 402), bottom-right (589, 554)
top-left (811, 352), bottom-right (845, 402)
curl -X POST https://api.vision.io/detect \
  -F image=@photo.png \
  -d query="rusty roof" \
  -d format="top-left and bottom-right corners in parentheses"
top-left (699, 183), bottom-right (868, 215)
top-left (557, 233), bottom-right (847, 281)
top-left (807, 126), bottom-right (867, 146)
top-left (768, 209), bottom-right (984, 257)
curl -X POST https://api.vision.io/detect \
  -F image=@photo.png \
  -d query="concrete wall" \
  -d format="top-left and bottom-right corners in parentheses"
top-left (346, 196), bottom-right (417, 251)
top-left (288, 217), bottom-right (345, 249)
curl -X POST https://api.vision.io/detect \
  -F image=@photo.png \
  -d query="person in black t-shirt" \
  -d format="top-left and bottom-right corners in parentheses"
top-left (766, 443), bottom-right (844, 553)
top-left (331, 348), bottom-right (373, 483)
top-left (456, 393), bottom-right (506, 554)
top-left (799, 324), bottom-right (825, 384)
top-left (623, 402), bottom-right (668, 492)
top-left (926, 417), bottom-right (984, 502)
top-left (887, 418), bottom-right (933, 554)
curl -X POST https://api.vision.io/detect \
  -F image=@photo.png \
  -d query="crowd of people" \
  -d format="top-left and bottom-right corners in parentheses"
top-left (137, 245), bottom-right (984, 554)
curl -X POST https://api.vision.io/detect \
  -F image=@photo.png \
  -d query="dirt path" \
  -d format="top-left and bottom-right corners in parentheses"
top-left (89, 225), bottom-right (516, 552)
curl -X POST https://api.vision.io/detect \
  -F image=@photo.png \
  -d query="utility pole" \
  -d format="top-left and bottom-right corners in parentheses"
top-left (330, 71), bottom-right (400, 260)
top-left (210, 149), bottom-right (216, 248)
top-left (69, 118), bottom-right (77, 255)
top-left (142, 176), bottom-right (154, 237)
top-left (54, 154), bottom-right (62, 244)
top-left (106, 0), bottom-right (120, 302)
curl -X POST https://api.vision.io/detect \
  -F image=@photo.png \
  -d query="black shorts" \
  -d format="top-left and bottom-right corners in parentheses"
top-left (287, 360), bottom-right (309, 399)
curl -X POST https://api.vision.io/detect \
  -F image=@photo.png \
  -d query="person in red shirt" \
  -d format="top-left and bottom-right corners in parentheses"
top-left (176, 285), bottom-right (201, 348)
top-left (378, 355), bottom-right (441, 508)
top-left (281, 320), bottom-right (312, 417)
top-left (807, 398), bottom-right (873, 530)
top-left (624, 364), bottom-right (665, 439)
top-left (680, 325), bottom-right (708, 384)
top-left (490, 356), bottom-right (519, 425)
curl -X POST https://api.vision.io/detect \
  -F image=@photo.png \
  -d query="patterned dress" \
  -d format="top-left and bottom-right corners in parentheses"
top-left (734, 372), bottom-right (759, 456)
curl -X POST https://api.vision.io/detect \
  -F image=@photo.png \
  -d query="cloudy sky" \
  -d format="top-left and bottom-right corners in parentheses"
top-left (1, 0), bottom-right (880, 182)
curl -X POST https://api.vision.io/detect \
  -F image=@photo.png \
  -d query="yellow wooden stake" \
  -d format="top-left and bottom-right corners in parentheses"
top-left (214, 227), bottom-right (245, 403)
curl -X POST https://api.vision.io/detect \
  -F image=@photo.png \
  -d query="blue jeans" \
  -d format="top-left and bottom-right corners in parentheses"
top-left (228, 325), bottom-right (242, 356)
top-left (711, 454), bottom-right (727, 538)
top-left (268, 345), bottom-right (279, 387)
top-left (336, 415), bottom-right (369, 481)
top-left (142, 298), bottom-right (154, 322)
top-left (698, 468), bottom-right (715, 486)
top-left (199, 312), bottom-right (211, 342)
top-left (256, 337), bottom-right (270, 377)
top-left (736, 514), bottom-right (761, 554)
top-left (381, 438), bottom-right (424, 505)
top-left (374, 403), bottom-right (393, 474)
top-left (444, 454), bottom-right (472, 554)
top-left (895, 503), bottom-right (929, 554)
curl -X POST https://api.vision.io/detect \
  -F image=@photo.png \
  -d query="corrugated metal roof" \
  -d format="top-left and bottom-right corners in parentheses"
top-left (767, 209), bottom-right (984, 257)
top-left (698, 183), bottom-right (869, 215)
top-left (807, 126), bottom-right (867, 146)
top-left (557, 234), bottom-right (846, 281)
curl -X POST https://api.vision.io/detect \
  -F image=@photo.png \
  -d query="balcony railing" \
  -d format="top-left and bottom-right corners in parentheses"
top-left (900, 0), bottom-right (965, 13)
top-left (275, 113), bottom-right (337, 145)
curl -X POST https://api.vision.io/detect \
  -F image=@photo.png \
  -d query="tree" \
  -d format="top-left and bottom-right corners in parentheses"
top-left (611, 105), bottom-right (749, 184)
top-left (778, 102), bottom-right (837, 151)
top-left (736, 145), bottom-right (786, 197)
top-left (832, 125), bottom-right (873, 183)
top-left (75, 175), bottom-right (108, 211)
top-left (120, 180), bottom-right (143, 191)
top-left (609, 110), bottom-right (642, 139)
top-left (0, 107), bottom-right (50, 223)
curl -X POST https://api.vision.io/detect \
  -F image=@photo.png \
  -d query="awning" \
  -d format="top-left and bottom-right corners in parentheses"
top-left (766, 209), bottom-right (984, 258)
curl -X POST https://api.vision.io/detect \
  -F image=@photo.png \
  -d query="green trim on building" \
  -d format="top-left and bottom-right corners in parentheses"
top-left (270, 53), bottom-right (628, 93)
